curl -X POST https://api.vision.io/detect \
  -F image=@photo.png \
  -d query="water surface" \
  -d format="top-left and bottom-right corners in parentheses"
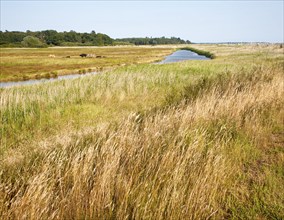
top-left (157, 50), bottom-right (210, 64)
top-left (0, 72), bottom-right (97, 88)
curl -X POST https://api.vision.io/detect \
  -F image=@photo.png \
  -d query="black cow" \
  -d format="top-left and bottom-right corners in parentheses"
top-left (80, 54), bottom-right (87, 58)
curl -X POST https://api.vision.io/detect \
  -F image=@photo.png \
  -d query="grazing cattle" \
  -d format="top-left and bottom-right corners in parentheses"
top-left (80, 53), bottom-right (96, 58)
top-left (66, 56), bottom-right (71, 58)
top-left (48, 54), bottom-right (56, 58)
top-left (80, 54), bottom-right (87, 57)
top-left (87, 54), bottom-right (96, 58)
top-left (96, 55), bottom-right (102, 58)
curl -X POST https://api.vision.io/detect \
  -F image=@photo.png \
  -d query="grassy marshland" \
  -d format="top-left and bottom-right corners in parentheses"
top-left (0, 44), bottom-right (283, 219)
top-left (0, 46), bottom-right (176, 82)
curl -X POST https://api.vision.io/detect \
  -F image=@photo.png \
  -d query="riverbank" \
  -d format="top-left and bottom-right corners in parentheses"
top-left (1, 47), bottom-right (213, 87)
top-left (182, 46), bottom-right (216, 59)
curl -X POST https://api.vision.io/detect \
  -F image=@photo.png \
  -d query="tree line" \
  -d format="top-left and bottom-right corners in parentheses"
top-left (0, 30), bottom-right (113, 47)
top-left (0, 30), bottom-right (190, 47)
top-left (115, 37), bottom-right (191, 45)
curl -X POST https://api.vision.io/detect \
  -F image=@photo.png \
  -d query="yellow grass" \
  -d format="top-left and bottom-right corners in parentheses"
top-left (0, 44), bottom-right (283, 219)
top-left (0, 46), bottom-right (177, 82)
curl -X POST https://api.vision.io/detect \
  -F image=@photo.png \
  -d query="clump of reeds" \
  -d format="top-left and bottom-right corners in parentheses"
top-left (181, 47), bottom-right (216, 59)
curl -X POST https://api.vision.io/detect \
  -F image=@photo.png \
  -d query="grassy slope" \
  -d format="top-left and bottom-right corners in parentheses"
top-left (0, 44), bottom-right (283, 219)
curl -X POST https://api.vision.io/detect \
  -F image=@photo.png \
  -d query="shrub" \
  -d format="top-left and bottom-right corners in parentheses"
top-left (21, 36), bottom-right (47, 48)
top-left (51, 71), bottom-right (58, 78)
top-left (43, 73), bottom-right (51, 78)
top-left (22, 75), bottom-right (30, 81)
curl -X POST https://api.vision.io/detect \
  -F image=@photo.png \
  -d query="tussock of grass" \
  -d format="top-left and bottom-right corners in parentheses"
top-left (181, 46), bottom-right (215, 59)
top-left (0, 44), bottom-right (283, 219)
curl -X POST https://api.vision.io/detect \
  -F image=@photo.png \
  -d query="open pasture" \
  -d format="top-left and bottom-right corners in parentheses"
top-left (0, 46), bottom-right (177, 82)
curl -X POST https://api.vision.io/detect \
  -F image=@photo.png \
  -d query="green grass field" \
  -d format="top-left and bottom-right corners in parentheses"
top-left (0, 44), bottom-right (283, 219)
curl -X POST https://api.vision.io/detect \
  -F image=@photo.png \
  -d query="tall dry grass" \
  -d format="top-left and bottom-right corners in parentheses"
top-left (0, 44), bottom-right (283, 219)
top-left (1, 62), bottom-right (283, 219)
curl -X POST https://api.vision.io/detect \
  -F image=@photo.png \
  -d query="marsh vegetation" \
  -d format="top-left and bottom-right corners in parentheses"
top-left (0, 44), bottom-right (283, 219)
top-left (0, 46), bottom-right (176, 82)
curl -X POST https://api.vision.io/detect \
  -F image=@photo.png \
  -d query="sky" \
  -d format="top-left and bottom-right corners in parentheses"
top-left (0, 0), bottom-right (283, 43)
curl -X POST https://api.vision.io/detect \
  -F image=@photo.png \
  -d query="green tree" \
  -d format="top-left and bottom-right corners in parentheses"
top-left (96, 33), bottom-right (104, 46)
top-left (21, 36), bottom-right (46, 48)
top-left (42, 30), bottom-right (63, 45)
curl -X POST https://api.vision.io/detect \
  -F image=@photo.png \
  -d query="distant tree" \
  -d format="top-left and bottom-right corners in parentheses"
top-left (42, 30), bottom-right (63, 45)
top-left (3, 30), bottom-right (194, 47)
top-left (149, 39), bottom-right (158, 45)
top-left (81, 33), bottom-right (90, 43)
top-left (0, 31), bottom-right (26, 45)
top-left (21, 36), bottom-right (46, 48)
top-left (114, 36), bottom-right (189, 45)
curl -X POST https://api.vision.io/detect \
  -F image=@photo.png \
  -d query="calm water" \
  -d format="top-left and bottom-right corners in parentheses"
top-left (0, 72), bottom-right (97, 88)
top-left (157, 50), bottom-right (210, 64)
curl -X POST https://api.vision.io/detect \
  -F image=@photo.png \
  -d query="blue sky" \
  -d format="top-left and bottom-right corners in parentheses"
top-left (0, 1), bottom-right (283, 43)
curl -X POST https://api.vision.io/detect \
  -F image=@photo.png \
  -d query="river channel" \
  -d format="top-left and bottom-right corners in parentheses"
top-left (0, 50), bottom-right (210, 88)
